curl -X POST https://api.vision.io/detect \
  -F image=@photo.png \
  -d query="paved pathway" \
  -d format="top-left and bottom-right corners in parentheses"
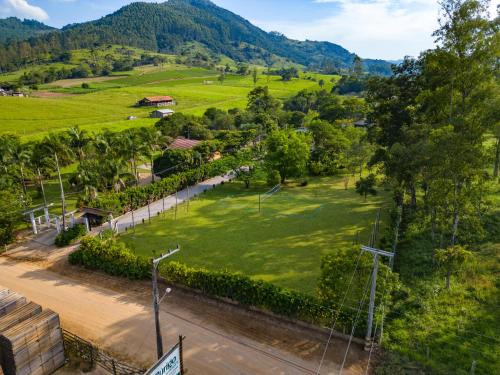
top-left (110, 172), bottom-right (234, 233)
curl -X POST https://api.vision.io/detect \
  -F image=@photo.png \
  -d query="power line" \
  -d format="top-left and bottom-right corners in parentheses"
top-left (338, 269), bottom-right (373, 375)
top-left (315, 249), bottom-right (364, 375)
top-left (364, 267), bottom-right (390, 375)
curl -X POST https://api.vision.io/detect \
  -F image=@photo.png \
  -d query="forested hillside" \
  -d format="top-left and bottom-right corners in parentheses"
top-left (0, 17), bottom-right (55, 43)
top-left (0, 0), bottom-right (391, 74)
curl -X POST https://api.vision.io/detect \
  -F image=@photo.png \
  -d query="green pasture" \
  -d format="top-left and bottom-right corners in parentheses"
top-left (119, 176), bottom-right (390, 293)
top-left (0, 67), bottom-right (336, 140)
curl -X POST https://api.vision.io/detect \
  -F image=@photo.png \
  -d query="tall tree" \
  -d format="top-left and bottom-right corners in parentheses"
top-left (265, 130), bottom-right (311, 183)
top-left (247, 86), bottom-right (281, 114)
top-left (421, 0), bottom-right (497, 245)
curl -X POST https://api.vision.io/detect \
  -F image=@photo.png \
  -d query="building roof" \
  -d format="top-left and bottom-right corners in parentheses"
top-left (80, 207), bottom-right (112, 217)
top-left (354, 120), bottom-right (368, 127)
top-left (153, 109), bottom-right (175, 114)
top-left (143, 96), bottom-right (174, 102)
top-left (169, 137), bottom-right (201, 150)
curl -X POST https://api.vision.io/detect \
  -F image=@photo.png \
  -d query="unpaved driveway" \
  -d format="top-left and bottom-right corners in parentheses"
top-left (0, 256), bottom-right (370, 375)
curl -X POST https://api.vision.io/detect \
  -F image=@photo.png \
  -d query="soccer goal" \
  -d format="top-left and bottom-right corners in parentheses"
top-left (258, 184), bottom-right (281, 212)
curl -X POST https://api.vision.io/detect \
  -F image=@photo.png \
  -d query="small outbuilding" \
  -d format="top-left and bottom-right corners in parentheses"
top-left (151, 109), bottom-right (175, 118)
top-left (138, 96), bottom-right (175, 107)
top-left (80, 207), bottom-right (113, 229)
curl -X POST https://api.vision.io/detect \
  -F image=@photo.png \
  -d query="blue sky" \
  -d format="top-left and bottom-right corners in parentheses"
top-left (1, 0), bottom-right (498, 60)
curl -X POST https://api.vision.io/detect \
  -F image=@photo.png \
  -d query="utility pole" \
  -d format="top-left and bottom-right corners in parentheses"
top-left (175, 191), bottom-right (178, 220)
top-left (361, 245), bottom-right (394, 350)
top-left (152, 246), bottom-right (180, 359)
top-left (37, 168), bottom-right (47, 207)
top-left (55, 154), bottom-right (66, 230)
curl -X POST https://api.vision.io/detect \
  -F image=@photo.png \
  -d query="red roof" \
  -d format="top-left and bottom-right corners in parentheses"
top-left (169, 137), bottom-right (201, 150)
top-left (144, 96), bottom-right (174, 102)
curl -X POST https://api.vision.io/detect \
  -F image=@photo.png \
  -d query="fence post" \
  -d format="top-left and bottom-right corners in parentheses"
top-left (179, 335), bottom-right (184, 375)
top-left (112, 359), bottom-right (117, 375)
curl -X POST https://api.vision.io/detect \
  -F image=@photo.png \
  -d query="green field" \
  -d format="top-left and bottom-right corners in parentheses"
top-left (0, 62), bottom-right (337, 140)
top-left (118, 176), bottom-right (390, 293)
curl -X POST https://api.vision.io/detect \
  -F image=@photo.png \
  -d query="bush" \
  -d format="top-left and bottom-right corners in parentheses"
top-left (81, 82), bottom-right (90, 89)
top-left (69, 237), bottom-right (358, 330)
top-left (267, 170), bottom-right (281, 186)
top-left (86, 156), bottom-right (239, 214)
top-left (55, 224), bottom-right (87, 247)
top-left (69, 236), bottom-right (150, 279)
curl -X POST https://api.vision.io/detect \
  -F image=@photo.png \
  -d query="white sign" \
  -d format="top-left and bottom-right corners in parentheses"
top-left (145, 344), bottom-right (181, 375)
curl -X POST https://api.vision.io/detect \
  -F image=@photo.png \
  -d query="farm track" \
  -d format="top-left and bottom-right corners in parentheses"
top-left (0, 246), bottom-right (370, 375)
top-left (144, 75), bottom-right (218, 85)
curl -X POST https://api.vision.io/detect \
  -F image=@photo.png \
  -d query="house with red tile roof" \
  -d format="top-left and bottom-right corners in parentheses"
top-left (169, 137), bottom-right (202, 150)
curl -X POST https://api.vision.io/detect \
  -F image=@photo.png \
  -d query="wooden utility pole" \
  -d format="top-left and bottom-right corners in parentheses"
top-left (152, 247), bottom-right (180, 359)
top-left (55, 154), bottom-right (66, 230)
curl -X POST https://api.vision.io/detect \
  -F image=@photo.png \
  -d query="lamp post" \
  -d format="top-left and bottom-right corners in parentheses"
top-left (152, 246), bottom-right (180, 359)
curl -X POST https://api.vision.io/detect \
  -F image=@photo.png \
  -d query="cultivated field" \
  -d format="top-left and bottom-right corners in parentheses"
top-left (0, 63), bottom-right (336, 140)
top-left (119, 176), bottom-right (390, 293)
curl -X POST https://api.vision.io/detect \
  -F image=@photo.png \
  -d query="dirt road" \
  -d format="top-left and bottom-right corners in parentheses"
top-left (0, 256), bottom-right (369, 375)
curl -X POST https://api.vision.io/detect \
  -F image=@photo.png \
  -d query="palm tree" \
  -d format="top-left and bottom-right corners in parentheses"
top-left (119, 129), bottom-right (148, 184)
top-left (67, 126), bottom-right (90, 161)
top-left (36, 133), bottom-right (74, 167)
top-left (10, 141), bottom-right (32, 197)
top-left (143, 128), bottom-right (170, 182)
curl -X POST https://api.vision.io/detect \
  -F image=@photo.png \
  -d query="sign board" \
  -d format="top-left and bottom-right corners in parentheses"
top-left (145, 343), bottom-right (182, 375)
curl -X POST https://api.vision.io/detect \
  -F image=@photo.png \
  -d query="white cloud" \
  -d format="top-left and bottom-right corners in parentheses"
top-left (1, 0), bottom-right (49, 21)
top-left (252, 0), bottom-right (500, 60)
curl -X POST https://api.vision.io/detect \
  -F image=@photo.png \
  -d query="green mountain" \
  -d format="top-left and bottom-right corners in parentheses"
top-left (0, 17), bottom-right (55, 43)
top-left (0, 0), bottom-right (392, 74)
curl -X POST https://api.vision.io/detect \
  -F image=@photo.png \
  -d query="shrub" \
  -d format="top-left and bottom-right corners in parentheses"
top-left (86, 156), bottom-right (239, 214)
top-left (54, 224), bottom-right (87, 247)
top-left (69, 236), bottom-right (150, 279)
top-left (69, 237), bottom-right (361, 330)
top-left (267, 170), bottom-right (281, 186)
top-left (81, 82), bottom-right (90, 89)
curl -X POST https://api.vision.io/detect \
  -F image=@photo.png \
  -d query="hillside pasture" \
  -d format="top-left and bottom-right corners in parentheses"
top-left (0, 67), bottom-right (337, 140)
top-left (118, 176), bottom-right (390, 293)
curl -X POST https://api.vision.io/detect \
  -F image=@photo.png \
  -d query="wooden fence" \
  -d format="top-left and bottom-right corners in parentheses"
top-left (62, 329), bottom-right (144, 375)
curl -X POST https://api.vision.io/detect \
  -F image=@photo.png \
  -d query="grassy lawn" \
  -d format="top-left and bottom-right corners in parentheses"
top-left (118, 176), bottom-right (390, 293)
top-left (0, 65), bottom-right (336, 140)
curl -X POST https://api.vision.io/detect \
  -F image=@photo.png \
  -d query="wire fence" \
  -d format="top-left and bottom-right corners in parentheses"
top-left (62, 329), bottom-right (145, 375)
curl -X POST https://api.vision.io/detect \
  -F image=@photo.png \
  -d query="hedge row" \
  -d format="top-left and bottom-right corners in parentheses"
top-left (69, 237), bottom-right (349, 328)
top-left (69, 236), bottom-right (150, 279)
top-left (86, 156), bottom-right (239, 214)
